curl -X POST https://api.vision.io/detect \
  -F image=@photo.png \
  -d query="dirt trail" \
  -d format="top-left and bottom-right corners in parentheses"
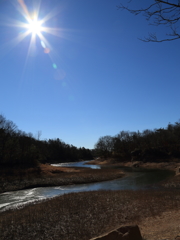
top-left (139, 209), bottom-right (180, 240)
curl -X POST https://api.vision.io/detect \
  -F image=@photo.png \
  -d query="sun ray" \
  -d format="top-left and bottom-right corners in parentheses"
top-left (37, 32), bottom-right (51, 50)
top-left (0, 30), bottom-right (30, 59)
top-left (32, 0), bottom-right (41, 19)
top-left (40, 6), bottom-right (60, 26)
top-left (41, 27), bottom-right (62, 36)
top-left (22, 33), bottom-right (37, 74)
top-left (13, 0), bottom-right (31, 23)
top-left (0, 0), bottom-right (72, 77)
top-left (0, 15), bottom-right (26, 28)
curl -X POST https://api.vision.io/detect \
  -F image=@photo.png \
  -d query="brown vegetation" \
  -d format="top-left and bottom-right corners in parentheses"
top-left (1, 189), bottom-right (180, 240)
top-left (87, 158), bottom-right (180, 171)
top-left (1, 161), bottom-right (180, 239)
top-left (0, 164), bottom-right (124, 193)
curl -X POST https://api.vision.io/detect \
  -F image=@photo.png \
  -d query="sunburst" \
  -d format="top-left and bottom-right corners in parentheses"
top-left (0, 0), bottom-right (66, 63)
top-left (26, 18), bottom-right (43, 35)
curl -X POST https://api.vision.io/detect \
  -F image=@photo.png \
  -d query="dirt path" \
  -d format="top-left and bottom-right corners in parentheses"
top-left (139, 209), bottom-right (180, 240)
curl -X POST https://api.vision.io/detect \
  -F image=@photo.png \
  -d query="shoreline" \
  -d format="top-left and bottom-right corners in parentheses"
top-left (86, 158), bottom-right (180, 173)
top-left (0, 164), bottom-right (125, 193)
top-left (1, 161), bottom-right (180, 239)
top-left (1, 158), bottom-right (180, 193)
top-left (87, 159), bottom-right (180, 189)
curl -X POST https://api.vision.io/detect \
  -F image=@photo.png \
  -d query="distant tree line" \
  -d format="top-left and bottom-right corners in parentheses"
top-left (0, 115), bottom-right (93, 168)
top-left (95, 121), bottom-right (180, 162)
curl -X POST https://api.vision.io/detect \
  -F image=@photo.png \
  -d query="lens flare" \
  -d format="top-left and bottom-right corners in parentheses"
top-left (41, 40), bottom-right (46, 48)
top-left (0, 0), bottom-right (72, 80)
top-left (53, 63), bottom-right (57, 69)
top-left (0, 0), bottom-right (64, 60)
top-left (44, 48), bottom-right (50, 54)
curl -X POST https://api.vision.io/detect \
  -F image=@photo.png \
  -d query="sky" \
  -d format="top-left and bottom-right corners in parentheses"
top-left (0, 0), bottom-right (180, 149)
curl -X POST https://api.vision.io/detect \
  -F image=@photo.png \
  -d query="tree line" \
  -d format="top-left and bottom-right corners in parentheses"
top-left (94, 120), bottom-right (180, 162)
top-left (0, 115), bottom-right (93, 168)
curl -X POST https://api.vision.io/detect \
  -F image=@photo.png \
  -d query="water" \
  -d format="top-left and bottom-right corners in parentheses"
top-left (0, 161), bottom-right (174, 212)
top-left (52, 161), bottom-right (101, 169)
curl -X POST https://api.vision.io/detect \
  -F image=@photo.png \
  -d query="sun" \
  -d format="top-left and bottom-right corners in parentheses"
top-left (1, 0), bottom-right (68, 68)
top-left (27, 19), bottom-right (42, 35)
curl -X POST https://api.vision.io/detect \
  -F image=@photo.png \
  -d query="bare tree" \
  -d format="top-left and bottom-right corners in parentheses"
top-left (94, 135), bottom-right (114, 157)
top-left (0, 114), bottom-right (17, 135)
top-left (118, 0), bottom-right (180, 42)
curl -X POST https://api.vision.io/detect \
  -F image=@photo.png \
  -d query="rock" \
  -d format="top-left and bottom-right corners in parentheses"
top-left (90, 225), bottom-right (142, 240)
top-left (94, 230), bottom-right (122, 240)
top-left (117, 225), bottom-right (142, 240)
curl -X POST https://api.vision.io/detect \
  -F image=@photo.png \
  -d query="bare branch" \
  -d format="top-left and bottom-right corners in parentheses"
top-left (117, 0), bottom-right (180, 42)
top-left (156, 0), bottom-right (180, 8)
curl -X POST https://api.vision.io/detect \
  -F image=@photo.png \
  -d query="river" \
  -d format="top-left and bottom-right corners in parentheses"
top-left (0, 161), bottom-right (174, 212)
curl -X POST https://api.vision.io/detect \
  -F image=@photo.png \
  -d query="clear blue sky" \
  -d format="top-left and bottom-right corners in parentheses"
top-left (0, 0), bottom-right (180, 149)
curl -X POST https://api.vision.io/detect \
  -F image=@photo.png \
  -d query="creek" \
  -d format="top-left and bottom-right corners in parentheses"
top-left (0, 161), bottom-right (174, 212)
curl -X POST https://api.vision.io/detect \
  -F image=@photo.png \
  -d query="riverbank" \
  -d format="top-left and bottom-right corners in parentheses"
top-left (0, 163), bottom-right (124, 193)
top-left (87, 158), bottom-right (180, 189)
top-left (1, 189), bottom-right (180, 240)
top-left (86, 158), bottom-right (180, 171)
top-left (1, 162), bottom-right (180, 239)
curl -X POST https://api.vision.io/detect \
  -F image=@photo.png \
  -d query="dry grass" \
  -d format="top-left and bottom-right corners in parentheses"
top-left (87, 159), bottom-right (180, 170)
top-left (1, 189), bottom-right (180, 240)
top-left (0, 165), bottom-right (124, 193)
top-left (1, 162), bottom-right (180, 239)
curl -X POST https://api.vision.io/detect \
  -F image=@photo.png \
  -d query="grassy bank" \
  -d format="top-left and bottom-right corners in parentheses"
top-left (86, 158), bottom-right (180, 171)
top-left (0, 164), bottom-right (124, 193)
top-left (1, 189), bottom-right (180, 240)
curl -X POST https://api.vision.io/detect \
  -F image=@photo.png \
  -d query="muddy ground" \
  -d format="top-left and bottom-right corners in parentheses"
top-left (1, 160), bottom-right (180, 239)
